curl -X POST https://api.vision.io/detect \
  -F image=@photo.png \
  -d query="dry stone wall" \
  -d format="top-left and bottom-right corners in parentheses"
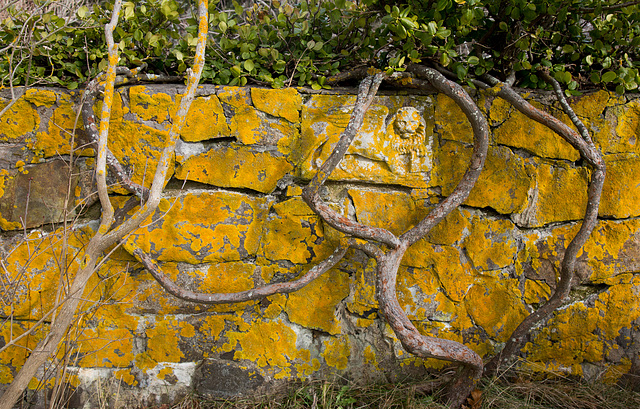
top-left (1, 85), bottom-right (640, 407)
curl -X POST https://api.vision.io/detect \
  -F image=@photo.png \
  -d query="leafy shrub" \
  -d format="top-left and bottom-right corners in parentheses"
top-left (1, 0), bottom-right (639, 93)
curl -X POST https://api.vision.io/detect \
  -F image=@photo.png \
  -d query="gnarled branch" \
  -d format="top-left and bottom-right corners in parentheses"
top-left (133, 244), bottom-right (349, 304)
top-left (477, 73), bottom-right (606, 375)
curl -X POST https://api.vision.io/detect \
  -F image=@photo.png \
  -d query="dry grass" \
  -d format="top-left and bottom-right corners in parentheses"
top-left (481, 376), bottom-right (640, 409)
top-left (158, 378), bottom-right (447, 409)
top-left (140, 372), bottom-right (640, 409)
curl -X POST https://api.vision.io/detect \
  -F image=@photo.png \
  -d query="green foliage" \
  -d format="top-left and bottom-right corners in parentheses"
top-left (0, 0), bottom-right (191, 88)
top-left (380, 0), bottom-right (640, 94)
top-left (202, 0), bottom-right (382, 88)
top-left (1, 0), bottom-right (639, 93)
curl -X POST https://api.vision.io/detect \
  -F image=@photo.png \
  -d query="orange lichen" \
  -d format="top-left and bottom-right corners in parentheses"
top-left (251, 87), bottom-right (302, 123)
top-left (135, 319), bottom-right (185, 372)
top-left (285, 268), bottom-right (349, 335)
top-left (322, 336), bottom-right (350, 370)
top-left (222, 319), bottom-right (297, 379)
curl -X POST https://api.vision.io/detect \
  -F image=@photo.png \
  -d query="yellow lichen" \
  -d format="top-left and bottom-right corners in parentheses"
top-left (31, 97), bottom-right (84, 158)
top-left (349, 189), bottom-right (429, 235)
top-left (180, 94), bottom-right (230, 142)
top-left (435, 93), bottom-right (473, 144)
top-left (518, 160), bottom-right (588, 227)
top-left (157, 367), bottom-right (174, 380)
top-left (251, 87), bottom-right (302, 123)
top-left (222, 319), bottom-right (297, 378)
top-left (437, 143), bottom-right (531, 214)
top-left (115, 369), bottom-right (137, 386)
top-left (129, 86), bottom-right (173, 122)
top-left (463, 216), bottom-right (517, 270)
top-left (322, 336), bottom-right (351, 370)
top-left (179, 322), bottom-right (196, 338)
top-left (363, 345), bottom-right (380, 370)
top-left (122, 192), bottom-right (268, 263)
top-left (611, 100), bottom-right (640, 154)
top-left (135, 319), bottom-right (184, 372)
top-left (404, 243), bottom-right (474, 302)
top-left (524, 302), bottom-right (602, 370)
top-left (106, 119), bottom-right (173, 193)
top-left (465, 278), bottom-right (528, 342)
top-left (24, 89), bottom-right (57, 107)
top-left (493, 98), bottom-right (579, 161)
top-left (175, 146), bottom-right (293, 194)
top-left (260, 197), bottom-right (335, 263)
top-left (426, 207), bottom-right (470, 245)
top-left (0, 96), bottom-right (40, 142)
top-left (598, 157), bottom-right (640, 218)
top-left (346, 258), bottom-right (378, 317)
top-left (285, 268), bottom-right (349, 335)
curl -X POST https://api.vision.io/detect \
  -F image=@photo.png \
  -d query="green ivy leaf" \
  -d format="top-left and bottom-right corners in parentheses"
top-left (601, 71), bottom-right (617, 83)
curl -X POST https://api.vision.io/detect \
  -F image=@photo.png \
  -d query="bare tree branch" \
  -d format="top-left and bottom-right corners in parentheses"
top-left (477, 74), bottom-right (606, 375)
top-left (402, 65), bottom-right (489, 247)
top-left (302, 72), bottom-right (402, 249)
top-left (133, 244), bottom-right (349, 304)
top-left (0, 2), bottom-right (209, 408)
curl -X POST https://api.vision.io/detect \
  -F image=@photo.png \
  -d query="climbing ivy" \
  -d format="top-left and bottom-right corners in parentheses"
top-left (1, 0), bottom-right (639, 93)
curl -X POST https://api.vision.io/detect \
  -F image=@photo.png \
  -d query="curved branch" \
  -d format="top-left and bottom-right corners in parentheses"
top-left (574, 0), bottom-right (640, 12)
top-left (305, 67), bottom-right (487, 408)
top-left (375, 244), bottom-right (483, 408)
top-left (402, 65), bottom-right (490, 247)
top-left (100, 0), bottom-right (209, 251)
top-left (0, 2), bottom-right (126, 409)
top-left (479, 74), bottom-right (601, 167)
top-left (481, 74), bottom-right (606, 375)
top-left (0, 3), bottom-right (209, 409)
top-left (538, 70), bottom-right (591, 142)
top-left (81, 66), bottom-right (184, 201)
top-left (81, 70), bottom-right (150, 201)
top-left (302, 72), bottom-right (402, 249)
top-left (133, 244), bottom-right (349, 304)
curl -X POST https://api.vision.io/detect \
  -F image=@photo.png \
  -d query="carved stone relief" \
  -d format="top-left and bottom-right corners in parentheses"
top-left (386, 106), bottom-right (432, 174)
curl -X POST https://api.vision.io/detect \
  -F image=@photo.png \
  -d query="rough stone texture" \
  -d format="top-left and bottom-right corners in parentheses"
top-left (1, 86), bottom-right (640, 407)
top-left (194, 360), bottom-right (265, 398)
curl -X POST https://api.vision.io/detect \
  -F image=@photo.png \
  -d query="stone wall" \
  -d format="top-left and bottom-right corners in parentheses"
top-left (1, 85), bottom-right (639, 407)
